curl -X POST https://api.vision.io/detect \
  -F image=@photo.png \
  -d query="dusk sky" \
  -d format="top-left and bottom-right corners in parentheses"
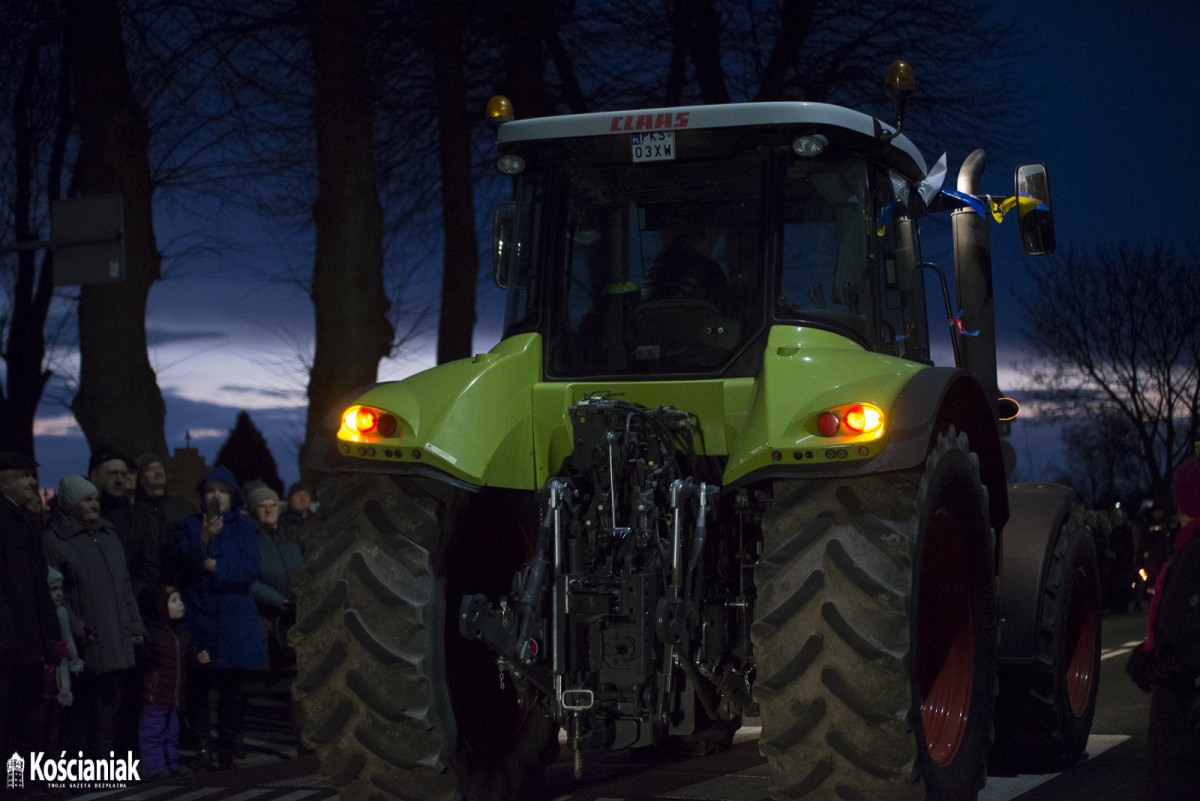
top-left (27, 1), bottom-right (1200, 494)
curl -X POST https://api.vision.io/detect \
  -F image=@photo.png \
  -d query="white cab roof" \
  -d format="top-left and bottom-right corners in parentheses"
top-left (496, 101), bottom-right (927, 176)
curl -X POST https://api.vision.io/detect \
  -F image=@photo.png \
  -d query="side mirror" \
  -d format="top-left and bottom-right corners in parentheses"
top-left (1015, 163), bottom-right (1055, 256)
top-left (492, 202), bottom-right (515, 289)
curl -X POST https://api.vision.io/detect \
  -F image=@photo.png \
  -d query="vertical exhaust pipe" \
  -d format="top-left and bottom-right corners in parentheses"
top-left (952, 148), bottom-right (999, 415)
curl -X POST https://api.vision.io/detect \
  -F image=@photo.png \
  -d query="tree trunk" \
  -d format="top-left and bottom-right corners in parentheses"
top-left (491, 3), bottom-right (554, 118)
top-left (0, 33), bottom-right (59, 457)
top-left (64, 0), bottom-right (168, 459)
top-left (755, 0), bottom-right (816, 101)
top-left (299, 0), bottom-right (392, 483)
top-left (433, 0), bottom-right (479, 365)
top-left (671, 0), bottom-right (729, 104)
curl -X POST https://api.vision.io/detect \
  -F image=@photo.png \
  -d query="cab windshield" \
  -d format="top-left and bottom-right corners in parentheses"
top-left (501, 147), bottom-right (924, 378)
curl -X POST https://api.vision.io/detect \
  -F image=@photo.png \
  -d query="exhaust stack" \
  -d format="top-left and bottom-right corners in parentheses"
top-left (952, 149), bottom-right (999, 416)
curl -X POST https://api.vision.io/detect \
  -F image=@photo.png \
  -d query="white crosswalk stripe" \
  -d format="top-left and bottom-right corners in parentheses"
top-left (69, 734), bottom-right (1131, 801)
top-left (1101, 639), bottom-right (1147, 660)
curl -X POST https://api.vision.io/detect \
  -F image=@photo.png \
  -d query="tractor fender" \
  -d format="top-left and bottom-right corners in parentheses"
top-left (726, 364), bottom-right (1008, 530)
top-left (995, 481), bottom-right (1077, 663)
top-left (874, 366), bottom-right (1009, 531)
top-left (308, 333), bottom-right (544, 489)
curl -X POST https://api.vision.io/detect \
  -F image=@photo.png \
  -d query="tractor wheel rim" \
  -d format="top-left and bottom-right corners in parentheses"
top-left (1065, 564), bottom-right (1099, 718)
top-left (919, 507), bottom-right (974, 767)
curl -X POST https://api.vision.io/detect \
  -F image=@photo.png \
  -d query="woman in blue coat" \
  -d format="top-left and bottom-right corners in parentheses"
top-left (176, 466), bottom-right (265, 770)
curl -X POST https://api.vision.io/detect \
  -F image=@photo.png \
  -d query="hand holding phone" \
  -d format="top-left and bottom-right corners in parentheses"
top-left (202, 497), bottom-right (223, 545)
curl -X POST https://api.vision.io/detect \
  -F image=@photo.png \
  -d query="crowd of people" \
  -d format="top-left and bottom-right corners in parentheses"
top-left (1079, 496), bottom-right (1182, 617)
top-left (6, 442), bottom-right (1200, 795)
top-left (0, 448), bottom-right (315, 783)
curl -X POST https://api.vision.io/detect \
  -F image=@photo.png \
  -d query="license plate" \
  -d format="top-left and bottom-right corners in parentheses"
top-left (631, 131), bottom-right (675, 162)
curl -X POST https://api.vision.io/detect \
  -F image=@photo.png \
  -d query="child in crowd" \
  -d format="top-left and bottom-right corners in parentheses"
top-left (138, 585), bottom-right (210, 780)
top-left (41, 567), bottom-right (85, 752)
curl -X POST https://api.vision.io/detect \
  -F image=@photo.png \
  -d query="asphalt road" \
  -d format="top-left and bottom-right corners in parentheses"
top-left (56, 610), bottom-right (1157, 801)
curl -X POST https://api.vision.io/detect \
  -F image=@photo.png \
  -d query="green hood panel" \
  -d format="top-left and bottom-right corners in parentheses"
top-left (721, 326), bottom-right (926, 485)
top-left (340, 333), bottom-right (544, 488)
top-left (336, 327), bottom-right (925, 490)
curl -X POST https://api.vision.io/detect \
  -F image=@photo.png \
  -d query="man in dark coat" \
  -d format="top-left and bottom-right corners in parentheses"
top-left (279, 481), bottom-right (315, 538)
top-left (643, 216), bottom-right (727, 306)
top-left (1107, 505), bottom-right (1137, 613)
top-left (0, 452), bottom-right (62, 763)
top-left (89, 446), bottom-right (162, 616)
top-left (134, 452), bottom-right (193, 587)
top-left (87, 447), bottom-right (162, 755)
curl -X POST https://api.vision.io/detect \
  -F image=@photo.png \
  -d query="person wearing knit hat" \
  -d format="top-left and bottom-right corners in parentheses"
top-left (43, 474), bottom-right (146, 759)
top-left (58, 474), bottom-right (100, 513)
top-left (245, 478), bottom-right (303, 753)
top-left (39, 565), bottom-right (84, 755)
top-left (245, 482), bottom-right (280, 512)
top-left (1138, 454), bottom-right (1200, 799)
top-left (280, 481), bottom-right (314, 537)
top-left (285, 481), bottom-right (311, 500)
top-left (135, 452), bottom-right (161, 474)
top-left (46, 566), bottom-right (84, 706)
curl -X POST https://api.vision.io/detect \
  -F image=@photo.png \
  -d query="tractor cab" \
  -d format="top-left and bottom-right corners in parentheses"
top-left (492, 101), bottom-right (936, 380)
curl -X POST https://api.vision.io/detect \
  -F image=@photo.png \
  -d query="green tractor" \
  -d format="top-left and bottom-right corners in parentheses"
top-left (290, 62), bottom-right (1101, 801)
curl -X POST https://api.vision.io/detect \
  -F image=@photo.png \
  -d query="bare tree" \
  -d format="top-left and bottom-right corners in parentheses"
top-left (298, 0), bottom-right (393, 481)
top-left (1060, 410), bottom-right (1143, 507)
top-left (0, 0), bottom-right (1025, 477)
top-left (65, 0), bottom-right (169, 458)
top-left (431, 0), bottom-right (479, 365)
top-left (113, 1), bottom-right (437, 481)
top-left (435, 0), bottom-right (1019, 359)
top-left (1019, 244), bottom-right (1200, 506)
top-left (545, 0), bottom-right (1016, 149)
top-left (0, 5), bottom-right (72, 456)
top-left (667, 0), bottom-right (730, 104)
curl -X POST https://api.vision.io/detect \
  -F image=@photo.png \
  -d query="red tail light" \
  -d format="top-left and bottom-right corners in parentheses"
top-left (815, 403), bottom-right (883, 438)
top-left (341, 405), bottom-right (400, 440)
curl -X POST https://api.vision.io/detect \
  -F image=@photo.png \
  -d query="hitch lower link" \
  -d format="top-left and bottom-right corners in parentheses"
top-left (458, 479), bottom-right (568, 677)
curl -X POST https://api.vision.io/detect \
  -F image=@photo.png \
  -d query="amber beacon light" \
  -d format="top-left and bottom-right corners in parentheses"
top-left (486, 95), bottom-right (515, 129)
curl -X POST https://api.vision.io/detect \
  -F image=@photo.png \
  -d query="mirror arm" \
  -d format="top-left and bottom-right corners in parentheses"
top-left (927, 192), bottom-right (974, 214)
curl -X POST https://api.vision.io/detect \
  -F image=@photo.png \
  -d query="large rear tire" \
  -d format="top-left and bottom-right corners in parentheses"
top-left (992, 515), bottom-right (1101, 770)
top-left (289, 474), bottom-right (560, 801)
top-left (752, 427), bottom-right (997, 801)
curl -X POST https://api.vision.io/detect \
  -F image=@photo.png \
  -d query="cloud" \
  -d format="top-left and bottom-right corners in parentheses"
top-left (217, 385), bottom-right (297, 401)
top-left (34, 387), bottom-right (308, 493)
top-left (185, 428), bottom-right (226, 440)
top-left (147, 328), bottom-right (230, 347)
top-left (33, 414), bottom-right (82, 437)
